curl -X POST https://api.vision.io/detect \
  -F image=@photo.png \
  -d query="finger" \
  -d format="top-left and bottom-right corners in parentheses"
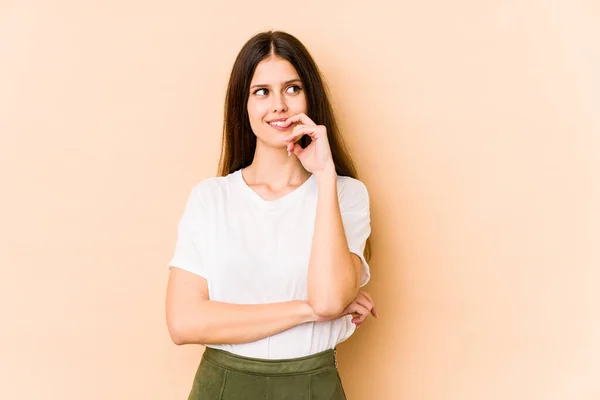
top-left (292, 123), bottom-right (312, 134)
top-left (345, 302), bottom-right (369, 317)
top-left (283, 129), bottom-right (307, 146)
top-left (290, 143), bottom-right (304, 157)
top-left (360, 291), bottom-right (374, 304)
top-left (359, 291), bottom-right (378, 317)
top-left (284, 126), bottom-right (318, 143)
top-left (354, 293), bottom-right (373, 310)
top-left (292, 124), bottom-right (319, 138)
top-left (285, 113), bottom-right (316, 127)
top-left (354, 296), bottom-right (373, 313)
top-left (286, 142), bottom-right (295, 156)
top-left (352, 303), bottom-right (370, 321)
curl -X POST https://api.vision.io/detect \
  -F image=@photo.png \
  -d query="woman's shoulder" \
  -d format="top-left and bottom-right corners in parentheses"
top-left (336, 175), bottom-right (370, 208)
top-left (189, 170), bottom-right (239, 201)
top-left (336, 175), bottom-right (369, 196)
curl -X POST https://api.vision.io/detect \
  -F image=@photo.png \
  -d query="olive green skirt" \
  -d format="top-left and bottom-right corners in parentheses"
top-left (188, 347), bottom-right (347, 400)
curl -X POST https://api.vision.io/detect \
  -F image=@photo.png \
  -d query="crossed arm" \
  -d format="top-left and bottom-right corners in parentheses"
top-left (166, 172), bottom-right (369, 346)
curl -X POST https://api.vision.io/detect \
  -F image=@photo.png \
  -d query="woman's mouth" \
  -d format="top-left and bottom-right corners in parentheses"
top-left (267, 121), bottom-right (291, 131)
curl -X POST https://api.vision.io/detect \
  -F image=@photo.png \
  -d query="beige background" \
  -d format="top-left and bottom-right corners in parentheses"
top-left (1, 1), bottom-right (599, 399)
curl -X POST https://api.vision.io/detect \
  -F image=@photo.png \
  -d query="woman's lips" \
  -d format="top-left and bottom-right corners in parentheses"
top-left (267, 122), bottom-right (292, 131)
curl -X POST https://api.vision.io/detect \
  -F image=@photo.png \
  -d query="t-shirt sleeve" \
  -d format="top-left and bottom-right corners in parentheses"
top-left (340, 179), bottom-right (372, 287)
top-left (167, 186), bottom-right (208, 279)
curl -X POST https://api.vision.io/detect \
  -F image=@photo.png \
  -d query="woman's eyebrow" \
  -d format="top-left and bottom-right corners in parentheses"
top-left (250, 79), bottom-right (302, 90)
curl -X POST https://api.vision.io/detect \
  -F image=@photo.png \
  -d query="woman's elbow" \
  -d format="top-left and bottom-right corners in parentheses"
top-left (309, 299), bottom-right (345, 319)
top-left (167, 318), bottom-right (188, 345)
top-left (167, 315), bottom-right (207, 346)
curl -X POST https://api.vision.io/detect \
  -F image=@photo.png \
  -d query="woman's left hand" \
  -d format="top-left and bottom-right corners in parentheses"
top-left (282, 113), bottom-right (335, 174)
top-left (341, 291), bottom-right (378, 328)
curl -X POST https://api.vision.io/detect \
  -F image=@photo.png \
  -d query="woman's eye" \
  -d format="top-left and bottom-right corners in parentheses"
top-left (253, 85), bottom-right (301, 96)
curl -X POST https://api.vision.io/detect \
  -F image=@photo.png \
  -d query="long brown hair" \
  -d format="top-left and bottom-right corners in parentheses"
top-left (217, 30), bottom-right (371, 262)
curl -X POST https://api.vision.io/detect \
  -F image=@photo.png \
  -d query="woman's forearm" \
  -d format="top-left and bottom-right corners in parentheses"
top-left (169, 299), bottom-right (316, 345)
top-left (308, 169), bottom-right (360, 317)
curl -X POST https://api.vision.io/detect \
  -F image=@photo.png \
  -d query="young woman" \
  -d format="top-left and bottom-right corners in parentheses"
top-left (166, 30), bottom-right (377, 400)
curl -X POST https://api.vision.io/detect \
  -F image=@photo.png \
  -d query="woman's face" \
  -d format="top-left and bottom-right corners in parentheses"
top-left (247, 56), bottom-right (307, 149)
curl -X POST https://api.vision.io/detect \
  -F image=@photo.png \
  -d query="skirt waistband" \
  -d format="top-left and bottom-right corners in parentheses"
top-left (202, 347), bottom-right (337, 376)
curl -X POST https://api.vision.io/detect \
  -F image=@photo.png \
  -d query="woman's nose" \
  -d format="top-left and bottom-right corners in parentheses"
top-left (271, 93), bottom-right (287, 113)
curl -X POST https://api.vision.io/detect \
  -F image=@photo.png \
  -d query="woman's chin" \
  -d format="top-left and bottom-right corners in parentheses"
top-left (255, 135), bottom-right (291, 150)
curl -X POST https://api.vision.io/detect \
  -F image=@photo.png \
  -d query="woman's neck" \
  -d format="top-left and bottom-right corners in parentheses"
top-left (243, 142), bottom-right (311, 188)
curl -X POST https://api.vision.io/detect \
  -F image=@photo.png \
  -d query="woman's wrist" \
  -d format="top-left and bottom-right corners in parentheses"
top-left (314, 164), bottom-right (337, 185)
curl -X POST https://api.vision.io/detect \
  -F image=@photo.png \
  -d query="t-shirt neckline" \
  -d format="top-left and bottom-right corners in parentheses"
top-left (235, 168), bottom-right (315, 209)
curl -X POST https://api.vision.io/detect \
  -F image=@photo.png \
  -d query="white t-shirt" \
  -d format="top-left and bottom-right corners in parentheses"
top-left (167, 168), bottom-right (371, 359)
